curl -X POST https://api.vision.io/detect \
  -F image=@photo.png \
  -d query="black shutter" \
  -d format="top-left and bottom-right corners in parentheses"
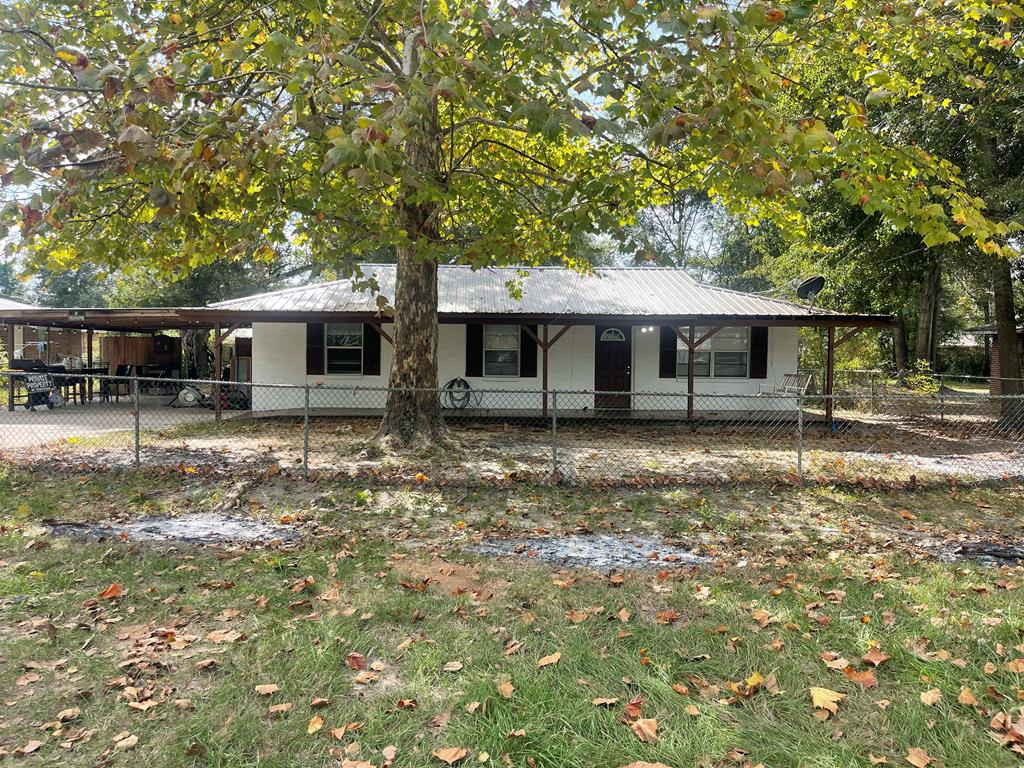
top-left (466, 324), bottom-right (483, 377)
top-left (749, 326), bottom-right (768, 379)
top-left (363, 323), bottom-right (381, 376)
top-left (519, 325), bottom-right (538, 377)
top-left (306, 322), bottom-right (325, 375)
top-left (659, 326), bottom-right (678, 378)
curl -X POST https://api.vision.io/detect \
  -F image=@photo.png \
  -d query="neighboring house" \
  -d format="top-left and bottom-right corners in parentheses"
top-left (965, 324), bottom-right (1022, 394)
top-left (208, 265), bottom-right (889, 414)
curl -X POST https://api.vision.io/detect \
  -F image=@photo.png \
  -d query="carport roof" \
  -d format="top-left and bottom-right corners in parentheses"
top-left (0, 306), bottom-right (213, 332)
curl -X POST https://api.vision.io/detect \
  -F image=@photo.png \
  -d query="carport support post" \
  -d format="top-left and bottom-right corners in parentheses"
top-left (86, 328), bottom-right (94, 401)
top-left (132, 376), bottom-right (140, 467)
top-left (5, 322), bottom-right (14, 411)
top-left (213, 322), bottom-right (222, 422)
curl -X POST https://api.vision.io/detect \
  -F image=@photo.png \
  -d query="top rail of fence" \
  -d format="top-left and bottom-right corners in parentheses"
top-left (5, 370), bottom-right (1024, 400)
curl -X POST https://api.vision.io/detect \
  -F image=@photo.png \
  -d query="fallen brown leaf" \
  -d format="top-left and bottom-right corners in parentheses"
top-left (98, 582), bottom-right (123, 599)
top-left (631, 718), bottom-right (658, 744)
top-left (919, 689), bottom-right (942, 706)
top-left (905, 747), bottom-right (932, 767)
top-left (432, 746), bottom-right (469, 764)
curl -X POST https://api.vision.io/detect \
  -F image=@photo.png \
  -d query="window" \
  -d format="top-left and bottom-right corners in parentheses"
top-left (483, 324), bottom-right (520, 376)
top-left (600, 328), bottom-right (627, 342)
top-left (325, 323), bottom-right (363, 374)
top-left (676, 327), bottom-right (750, 378)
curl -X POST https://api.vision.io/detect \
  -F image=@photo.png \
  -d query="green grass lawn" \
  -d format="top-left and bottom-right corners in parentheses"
top-left (2, 466), bottom-right (1023, 767)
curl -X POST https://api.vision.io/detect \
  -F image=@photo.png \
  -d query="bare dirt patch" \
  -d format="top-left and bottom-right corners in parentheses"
top-left (393, 557), bottom-right (510, 601)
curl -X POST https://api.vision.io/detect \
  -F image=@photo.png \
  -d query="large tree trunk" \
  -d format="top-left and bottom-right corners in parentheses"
top-left (373, 33), bottom-right (450, 449)
top-left (376, 251), bottom-right (449, 448)
top-left (181, 328), bottom-right (211, 379)
top-left (992, 256), bottom-right (1023, 421)
top-left (914, 255), bottom-right (942, 369)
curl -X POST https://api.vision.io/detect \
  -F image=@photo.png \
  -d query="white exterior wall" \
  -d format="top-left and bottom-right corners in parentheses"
top-left (631, 325), bottom-right (799, 411)
top-left (251, 321), bottom-right (394, 411)
top-left (250, 322), bottom-right (800, 413)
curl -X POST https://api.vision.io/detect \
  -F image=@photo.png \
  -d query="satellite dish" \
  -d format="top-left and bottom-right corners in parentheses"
top-left (797, 275), bottom-right (826, 301)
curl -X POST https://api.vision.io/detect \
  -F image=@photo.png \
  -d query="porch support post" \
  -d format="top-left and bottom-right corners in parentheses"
top-left (522, 324), bottom-right (571, 419)
top-left (542, 323), bottom-right (549, 418)
top-left (214, 322), bottom-right (222, 422)
top-left (687, 325), bottom-right (695, 420)
top-left (5, 322), bottom-right (14, 412)
top-left (86, 327), bottom-right (94, 402)
top-left (825, 326), bottom-right (836, 425)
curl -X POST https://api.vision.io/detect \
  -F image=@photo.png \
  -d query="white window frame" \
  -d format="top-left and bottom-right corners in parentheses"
top-left (483, 324), bottom-right (521, 378)
top-left (676, 327), bottom-right (751, 379)
top-left (325, 323), bottom-right (364, 375)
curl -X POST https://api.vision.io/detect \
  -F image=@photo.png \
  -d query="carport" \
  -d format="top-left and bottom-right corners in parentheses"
top-left (0, 306), bottom-right (249, 419)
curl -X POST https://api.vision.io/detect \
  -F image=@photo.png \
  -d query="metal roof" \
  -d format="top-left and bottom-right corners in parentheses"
top-left (0, 296), bottom-right (34, 310)
top-left (210, 264), bottom-right (871, 321)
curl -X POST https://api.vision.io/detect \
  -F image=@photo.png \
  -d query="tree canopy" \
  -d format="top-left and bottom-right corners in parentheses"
top-left (2, 1), bottom-right (1019, 271)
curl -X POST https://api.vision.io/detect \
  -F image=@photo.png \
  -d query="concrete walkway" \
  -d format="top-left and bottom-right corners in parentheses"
top-left (0, 396), bottom-right (232, 449)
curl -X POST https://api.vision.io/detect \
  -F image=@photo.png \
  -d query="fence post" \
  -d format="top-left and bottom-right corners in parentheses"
top-left (796, 393), bottom-right (804, 481)
top-left (303, 384), bottom-right (310, 478)
top-left (550, 390), bottom-right (558, 483)
top-left (938, 374), bottom-right (945, 423)
top-left (132, 375), bottom-right (140, 468)
top-left (869, 371), bottom-right (876, 414)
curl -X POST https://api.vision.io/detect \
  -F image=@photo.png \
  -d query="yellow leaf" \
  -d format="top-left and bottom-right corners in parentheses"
top-left (809, 686), bottom-right (845, 715)
top-left (537, 652), bottom-right (561, 668)
top-left (307, 714), bottom-right (324, 734)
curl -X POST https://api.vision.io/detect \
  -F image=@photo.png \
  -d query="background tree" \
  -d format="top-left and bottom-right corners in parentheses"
top-left (1, 1), bottom-right (1019, 445)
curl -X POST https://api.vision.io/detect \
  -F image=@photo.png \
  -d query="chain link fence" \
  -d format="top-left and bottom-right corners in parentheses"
top-left (2, 371), bottom-right (1023, 486)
